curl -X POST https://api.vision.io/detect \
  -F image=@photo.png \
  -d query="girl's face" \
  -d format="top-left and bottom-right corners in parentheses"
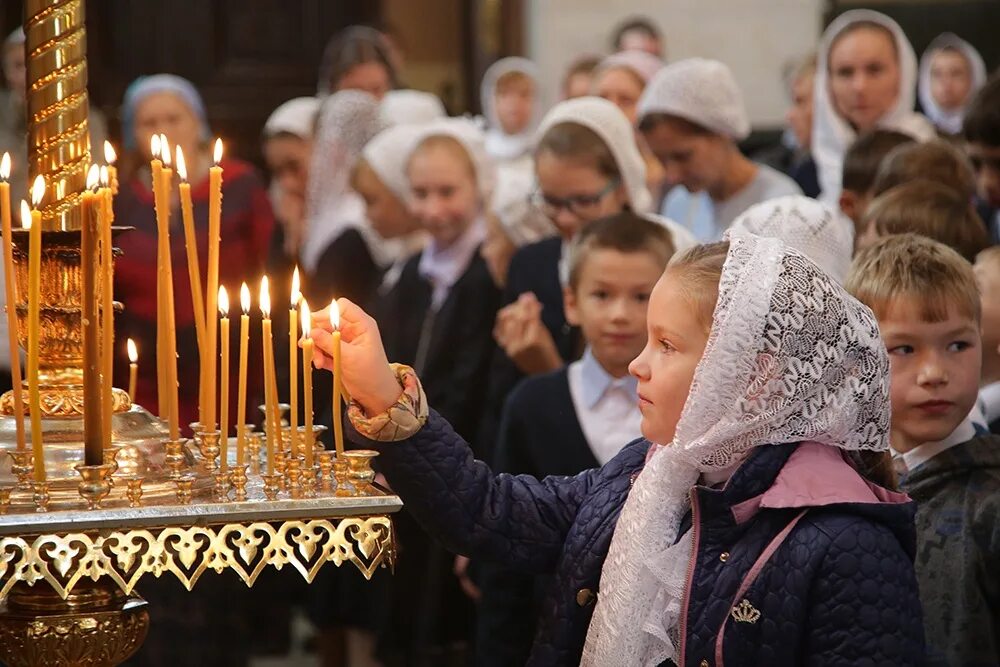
top-left (134, 91), bottom-right (203, 164)
top-left (629, 269), bottom-right (712, 444)
top-left (641, 119), bottom-right (731, 195)
top-left (407, 143), bottom-right (480, 248)
top-left (354, 162), bottom-right (419, 239)
top-left (594, 67), bottom-right (645, 125)
top-left (263, 135), bottom-right (312, 199)
top-left (534, 149), bottom-right (628, 240)
top-left (337, 61), bottom-right (392, 101)
top-left (828, 26), bottom-right (901, 132)
top-left (929, 49), bottom-right (973, 111)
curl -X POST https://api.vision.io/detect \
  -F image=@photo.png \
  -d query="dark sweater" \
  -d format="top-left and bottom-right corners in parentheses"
top-left (901, 434), bottom-right (1000, 667)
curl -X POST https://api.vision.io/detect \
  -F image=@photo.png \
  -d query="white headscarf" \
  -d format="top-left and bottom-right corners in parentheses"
top-left (637, 58), bottom-right (751, 140)
top-left (727, 195), bottom-right (854, 284)
top-left (535, 96), bottom-right (653, 213)
top-left (301, 90), bottom-right (386, 273)
top-left (380, 89), bottom-right (447, 127)
top-left (410, 116), bottom-right (497, 202)
top-left (361, 123), bottom-right (425, 202)
top-left (264, 97), bottom-right (321, 140)
top-left (918, 33), bottom-right (987, 136)
top-left (596, 50), bottom-right (664, 85)
top-left (582, 234), bottom-right (890, 665)
top-left (812, 10), bottom-right (936, 206)
top-left (481, 57), bottom-right (542, 162)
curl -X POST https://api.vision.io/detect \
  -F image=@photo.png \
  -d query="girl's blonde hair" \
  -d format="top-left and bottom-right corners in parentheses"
top-left (407, 134), bottom-right (478, 182)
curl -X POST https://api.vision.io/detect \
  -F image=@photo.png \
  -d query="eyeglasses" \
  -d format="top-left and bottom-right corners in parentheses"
top-left (528, 178), bottom-right (621, 218)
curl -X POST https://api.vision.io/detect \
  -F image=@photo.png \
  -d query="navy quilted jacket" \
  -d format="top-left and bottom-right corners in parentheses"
top-left (350, 411), bottom-right (925, 666)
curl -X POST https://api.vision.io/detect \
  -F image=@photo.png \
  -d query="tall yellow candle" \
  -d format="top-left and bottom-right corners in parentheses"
top-left (81, 166), bottom-right (103, 466)
top-left (288, 267), bottom-right (300, 458)
top-left (25, 176), bottom-right (45, 481)
top-left (175, 147), bottom-right (205, 351)
top-left (301, 300), bottom-right (314, 468)
top-left (260, 277), bottom-right (276, 474)
top-left (104, 141), bottom-right (119, 196)
top-left (99, 166), bottom-right (114, 449)
top-left (205, 139), bottom-right (224, 431)
top-left (236, 283), bottom-right (250, 466)
top-left (329, 299), bottom-right (344, 458)
top-left (158, 136), bottom-right (179, 441)
top-left (150, 135), bottom-right (167, 419)
top-left (0, 154), bottom-right (25, 452)
top-left (127, 338), bottom-right (138, 403)
top-left (219, 286), bottom-right (230, 472)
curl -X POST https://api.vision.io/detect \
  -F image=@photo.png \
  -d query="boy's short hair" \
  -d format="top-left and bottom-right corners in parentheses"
top-left (611, 16), bottom-right (661, 51)
top-left (872, 139), bottom-right (976, 200)
top-left (495, 70), bottom-right (534, 94)
top-left (567, 211), bottom-right (675, 289)
top-left (863, 180), bottom-right (991, 263)
top-left (963, 73), bottom-right (1000, 147)
top-left (841, 129), bottom-right (916, 194)
top-left (847, 233), bottom-right (980, 324)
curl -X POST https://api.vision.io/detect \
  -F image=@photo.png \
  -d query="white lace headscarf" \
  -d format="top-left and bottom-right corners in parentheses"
top-left (301, 90), bottom-right (386, 272)
top-left (581, 234), bottom-right (890, 666)
top-left (812, 10), bottom-right (936, 206)
top-left (727, 195), bottom-right (854, 284)
top-left (379, 89), bottom-right (447, 127)
top-left (535, 96), bottom-right (653, 213)
top-left (481, 57), bottom-right (542, 162)
top-left (918, 33), bottom-right (987, 136)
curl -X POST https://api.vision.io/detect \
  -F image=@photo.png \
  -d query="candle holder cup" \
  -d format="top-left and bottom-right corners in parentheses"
top-left (164, 439), bottom-right (188, 480)
top-left (0, 486), bottom-right (12, 514)
top-left (7, 450), bottom-right (34, 489)
top-left (230, 464), bottom-right (249, 501)
top-left (317, 452), bottom-right (334, 492)
top-left (174, 475), bottom-right (195, 505)
top-left (74, 462), bottom-right (115, 510)
top-left (332, 457), bottom-right (350, 497)
top-left (212, 470), bottom-right (230, 502)
top-left (126, 476), bottom-right (144, 508)
top-left (343, 450), bottom-right (379, 497)
top-left (261, 473), bottom-right (281, 501)
top-left (32, 480), bottom-right (50, 512)
top-left (197, 429), bottom-right (222, 472)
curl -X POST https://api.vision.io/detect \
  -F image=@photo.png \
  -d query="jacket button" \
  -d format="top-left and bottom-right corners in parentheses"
top-left (576, 588), bottom-right (596, 607)
top-left (719, 552), bottom-right (729, 562)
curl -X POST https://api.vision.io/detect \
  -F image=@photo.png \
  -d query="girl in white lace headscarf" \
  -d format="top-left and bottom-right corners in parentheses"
top-left (812, 10), bottom-right (936, 206)
top-left (918, 33), bottom-right (987, 136)
top-left (582, 234), bottom-right (897, 665)
top-left (481, 57), bottom-right (542, 168)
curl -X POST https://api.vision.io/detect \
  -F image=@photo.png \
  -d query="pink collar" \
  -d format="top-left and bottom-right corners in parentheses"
top-left (731, 442), bottom-right (911, 524)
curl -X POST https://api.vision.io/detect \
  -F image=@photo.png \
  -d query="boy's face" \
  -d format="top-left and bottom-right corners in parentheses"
top-left (880, 297), bottom-right (982, 452)
top-left (966, 142), bottom-right (1000, 209)
top-left (565, 248), bottom-right (661, 378)
top-left (495, 80), bottom-right (535, 136)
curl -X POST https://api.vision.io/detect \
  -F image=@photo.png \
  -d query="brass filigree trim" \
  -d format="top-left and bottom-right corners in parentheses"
top-left (0, 387), bottom-right (131, 417)
top-left (0, 516), bottom-right (395, 600)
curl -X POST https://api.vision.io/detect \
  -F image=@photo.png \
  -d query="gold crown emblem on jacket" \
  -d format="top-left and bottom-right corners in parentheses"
top-left (731, 599), bottom-right (761, 624)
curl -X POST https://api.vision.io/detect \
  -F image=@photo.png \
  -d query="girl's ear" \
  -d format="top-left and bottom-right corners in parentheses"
top-left (564, 285), bottom-right (581, 326)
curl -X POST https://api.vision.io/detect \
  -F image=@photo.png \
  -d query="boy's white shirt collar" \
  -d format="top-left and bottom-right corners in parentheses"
top-left (979, 381), bottom-right (1000, 423)
top-left (893, 406), bottom-right (985, 471)
top-left (567, 347), bottom-right (642, 466)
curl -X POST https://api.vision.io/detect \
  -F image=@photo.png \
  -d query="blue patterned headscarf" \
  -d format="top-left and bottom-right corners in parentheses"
top-left (121, 74), bottom-right (211, 150)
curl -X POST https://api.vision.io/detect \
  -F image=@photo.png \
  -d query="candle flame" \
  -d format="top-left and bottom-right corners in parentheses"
top-left (104, 141), bottom-right (117, 165)
top-left (329, 299), bottom-right (340, 331)
top-left (301, 300), bottom-right (311, 338)
top-left (30, 176), bottom-right (45, 207)
top-left (20, 200), bottom-right (31, 229)
top-left (0, 153), bottom-right (9, 181)
top-left (213, 138), bottom-right (223, 165)
top-left (100, 166), bottom-right (110, 188)
top-left (86, 164), bottom-right (100, 191)
top-left (151, 134), bottom-right (161, 159)
top-left (160, 135), bottom-right (172, 166)
top-left (259, 276), bottom-right (271, 317)
top-left (219, 286), bottom-right (229, 316)
top-left (127, 338), bottom-right (138, 363)
top-left (291, 267), bottom-right (300, 306)
top-left (175, 146), bottom-right (187, 182)
top-left (240, 282), bottom-right (250, 314)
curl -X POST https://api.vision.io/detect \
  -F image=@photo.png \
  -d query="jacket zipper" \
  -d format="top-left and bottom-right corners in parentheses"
top-left (677, 488), bottom-right (701, 666)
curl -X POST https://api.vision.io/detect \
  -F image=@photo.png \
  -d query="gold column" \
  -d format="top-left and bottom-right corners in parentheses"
top-left (24, 0), bottom-right (92, 232)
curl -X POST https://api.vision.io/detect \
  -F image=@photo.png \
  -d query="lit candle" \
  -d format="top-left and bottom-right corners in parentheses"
top-left (205, 139), bottom-right (223, 431)
top-left (150, 134), bottom-right (167, 419)
top-left (236, 283), bottom-right (250, 466)
top-left (158, 135), bottom-right (179, 441)
top-left (81, 165), bottom-right (103, 465)
top-left (104, 141), bottom-right (118, 195)
top-left (218, 286), bottom-right (230, 473)
top-left (25, 175), bottom-right (45, 481)
top-left (99, 166), bottom-right (114, 449)
top-left (260, 277), bottom-right (276, 474)
top-left (289, 267), bottom-right (300, 458)
top-left (127, 338), bottom-right (138, 402)
top-left (0, 154), bottom-right (25, 452)
top-left (301, 299), bottom-right (314, 468)
top-left (329, 299), bottom-right (344, 458)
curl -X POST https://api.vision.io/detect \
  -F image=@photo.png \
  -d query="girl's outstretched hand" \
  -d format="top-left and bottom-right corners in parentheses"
top-left (308, 298), bottom-right (403, 417)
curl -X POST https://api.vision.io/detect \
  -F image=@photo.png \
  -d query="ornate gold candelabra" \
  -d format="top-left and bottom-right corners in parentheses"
top-left (0, 3), bottom-right (401, 665)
